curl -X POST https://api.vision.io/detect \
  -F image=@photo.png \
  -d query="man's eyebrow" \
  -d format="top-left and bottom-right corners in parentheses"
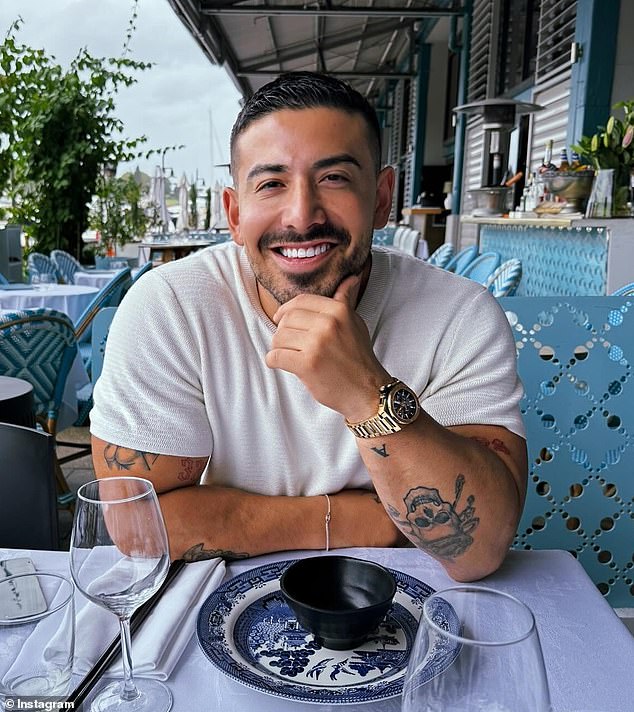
top-left (314, 153), bottom-right (362, 170)
top-left (246, 163), bottom-right (287, 182)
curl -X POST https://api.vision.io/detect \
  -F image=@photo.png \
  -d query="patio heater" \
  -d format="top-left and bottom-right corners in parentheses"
top-left (453, 98), bottom-right (542, 215)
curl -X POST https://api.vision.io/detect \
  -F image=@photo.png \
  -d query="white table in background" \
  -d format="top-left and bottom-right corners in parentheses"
top-left (7, 547), bottom-right (632, 712)
top-left (0, 284), bottom-right (98, 323)
top-left (74, 269), bottom-right (140, 289)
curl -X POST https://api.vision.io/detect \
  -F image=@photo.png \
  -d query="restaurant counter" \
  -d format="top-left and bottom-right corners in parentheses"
top-left (460, 215), bottom-right (634, 296)
top-left (5, 546), bottom-right (631, 712)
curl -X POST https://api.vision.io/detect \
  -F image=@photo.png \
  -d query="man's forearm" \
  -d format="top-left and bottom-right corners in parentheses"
top-left (355, 412), bottom-right (527, 582)
top-left (157, 485), bottom-right (406, 561)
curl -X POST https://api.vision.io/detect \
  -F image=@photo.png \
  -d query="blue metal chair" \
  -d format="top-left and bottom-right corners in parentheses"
top-left (498, 296), bottom-right (634, 608)
top-left (131, 260), bottom-right (153, 284)
top-left (57, 306), bottom-right (118, 463)
top-left (611, 282), bottom-right (634, 296)
top-left (444, 245), bottom-right (478, 275)
top-left (74, 268), bottom-right (132, 379)
top-left (459, 251), bottom-right (502, 285)
top-left (51, 249), bottom-right (87, 285)
top-left (0, 308), bottom-right (78, 509)
top-left (0, 273), bottom-right (9, 285)
top-left (427, 243), bottom-right (454, 268)
top-left (486, 258), bottom-right (523, 297)
top-left (26, 252), bottom-right (60, 283)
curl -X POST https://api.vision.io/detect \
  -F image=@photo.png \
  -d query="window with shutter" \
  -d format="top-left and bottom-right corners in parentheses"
top-left (467, 0), bottom-right (494, 102)
top-left (536, 0), bottom-right (577, 82)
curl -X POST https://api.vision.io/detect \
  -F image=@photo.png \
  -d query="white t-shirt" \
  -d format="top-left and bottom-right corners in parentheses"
top-left (91, 243), bottom-right (524, 496)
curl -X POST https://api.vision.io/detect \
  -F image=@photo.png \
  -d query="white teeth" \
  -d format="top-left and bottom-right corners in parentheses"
top-left (279, 243), bottom-right (330, 259)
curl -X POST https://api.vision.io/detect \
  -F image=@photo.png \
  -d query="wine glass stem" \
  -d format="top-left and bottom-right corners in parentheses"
top-left (119, 616), bottom-right (140, 702)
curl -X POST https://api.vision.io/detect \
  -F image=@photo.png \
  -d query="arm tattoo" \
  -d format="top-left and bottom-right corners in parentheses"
top-left (103, 444), bottom-right (160, 471)
top-left (177, 458), bottom-right (199, 483)
top-left (471, 435), bottom-right (511, 456)
top-left (371, 443), bottom-right (390, 458)
top-left (390, 474), bottom-right (479, 561)
top-left (182, 543), bottom-right (249, 562)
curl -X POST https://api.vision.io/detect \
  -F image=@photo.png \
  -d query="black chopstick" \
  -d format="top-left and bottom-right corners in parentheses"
top-left (67, 559), bottom-right (186, 710)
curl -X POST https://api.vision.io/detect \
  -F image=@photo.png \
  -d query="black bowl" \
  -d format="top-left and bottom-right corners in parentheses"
top-left (279, 555), bottom-right (397, 650)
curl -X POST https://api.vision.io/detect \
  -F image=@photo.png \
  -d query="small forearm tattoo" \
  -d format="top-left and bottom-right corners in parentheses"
top-left (182, 543), bottom-right (249, 562)
top-left (471, 435), bottom-right (511, 455)
top-left (177, 457), bottom-right (199, 483)
top-left (103, 444), bottom-right (160, 471)
top-left (390, 474), bottom-right (479, 561)
top-left (371, 443), bottom-right (389, 458)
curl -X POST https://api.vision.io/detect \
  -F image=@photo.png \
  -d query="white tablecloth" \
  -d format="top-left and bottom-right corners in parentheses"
top-left (0, 285), bottom-right (98, 324)
top-left (74, 269), bottom-right (141, 289)
top-left (3, 547), bottom-right (631, 712)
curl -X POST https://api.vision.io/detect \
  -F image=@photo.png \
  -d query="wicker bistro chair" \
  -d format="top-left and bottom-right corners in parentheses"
top-left (426, 243), bottom-right (454, 268)
top-left (51, 249), bottom-right (87, 285)
top-left (459, 251), bottom-right (502, 286)
top-left (131, 260), bottom-right (153, 284)
top-left (485, 258), bottom-right (522, 297)
top-left (0, 273), bottom-right (9, 286)
top-left (0, 308), bottom-right (78, 509)
top-left (26, 252), bottom-right (60, 283)
top-left (499, 296), bottom-right (634, 609)
top-left (444, 245), bottom-right (479, 275)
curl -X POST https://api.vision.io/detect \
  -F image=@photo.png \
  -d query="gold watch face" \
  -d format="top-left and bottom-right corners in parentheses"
top-left (388, 385), bottom-right (420, 424)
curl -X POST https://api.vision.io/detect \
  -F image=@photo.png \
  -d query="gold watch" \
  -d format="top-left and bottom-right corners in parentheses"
top-left (346, 379), bottom-right (420, 439)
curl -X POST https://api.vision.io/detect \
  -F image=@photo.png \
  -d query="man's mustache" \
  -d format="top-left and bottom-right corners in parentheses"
top-left (259, 222), bottom-right (351, 249)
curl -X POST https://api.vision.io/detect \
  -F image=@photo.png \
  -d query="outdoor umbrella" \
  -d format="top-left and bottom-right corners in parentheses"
top-left (211, 180), bottom-right (225, 228)
top-left (152, 166), bottom-right (171, 233)
top-left (176, 173), bottom-right (189, 231)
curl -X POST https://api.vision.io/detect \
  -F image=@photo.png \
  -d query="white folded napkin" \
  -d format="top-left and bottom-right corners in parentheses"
top-left (73, 557), bottom-right (225, 680)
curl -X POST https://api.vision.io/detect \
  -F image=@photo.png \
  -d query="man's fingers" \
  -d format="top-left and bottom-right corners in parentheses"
top-left (333, 274), bottom-right (361, 307)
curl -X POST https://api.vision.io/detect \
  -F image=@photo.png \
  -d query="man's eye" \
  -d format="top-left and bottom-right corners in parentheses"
top-left (322, 173), bottom-right (348, 184)
top-left (257, 180), bottom-right (283, 191)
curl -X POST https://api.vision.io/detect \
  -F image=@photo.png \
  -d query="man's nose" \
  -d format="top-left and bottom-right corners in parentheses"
top-left (280, 180), bottom-right (326, 233)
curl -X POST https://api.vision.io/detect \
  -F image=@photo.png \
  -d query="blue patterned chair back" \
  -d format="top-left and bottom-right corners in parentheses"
top-left (0, 308), bottom-right (77, 436)
top-left (498, 296), bottom-right (634, 607)
top-left (444, 244), bottom-right (478, 274)
top-left (611, 282), bottom-right (634, 296)
top-left (459, 251), bottom-right (501, 285)
top-left (26, 252), bottom-right (60, 282)
top-left (486, 258), bottom-right (523, 297)
top-left (372, 225), bottom-right (396, 246)
top-left (131, 260), bottom-right (153, 284)
top-left (427, 243), bottom-right (454, 268)
top-left (51, 250), bottom-right (83, 284)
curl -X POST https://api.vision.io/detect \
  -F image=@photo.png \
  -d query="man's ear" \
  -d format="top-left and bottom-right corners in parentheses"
top-left (373, 166), bottom-right (395, 229)
top-left (223, 187), bottom-right (243, 245)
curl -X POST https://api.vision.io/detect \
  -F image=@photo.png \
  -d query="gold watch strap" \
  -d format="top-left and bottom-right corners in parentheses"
top-left (345, 379), bottom-right (403, 439)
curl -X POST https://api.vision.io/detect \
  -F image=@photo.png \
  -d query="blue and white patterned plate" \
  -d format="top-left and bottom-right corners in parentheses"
top-left (196, 559), bottom-right (460, 705)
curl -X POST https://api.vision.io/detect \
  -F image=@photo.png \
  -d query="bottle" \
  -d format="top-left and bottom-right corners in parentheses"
top-left (559, 148), bottom-right (570, 172)
top-left (539, 140), bottom-right (556, 174)
top-left (570, 150), bottom-right (584, 171)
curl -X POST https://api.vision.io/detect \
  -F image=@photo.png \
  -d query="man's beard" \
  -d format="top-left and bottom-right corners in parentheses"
top-left (253, 221), bottom-right (371, 305)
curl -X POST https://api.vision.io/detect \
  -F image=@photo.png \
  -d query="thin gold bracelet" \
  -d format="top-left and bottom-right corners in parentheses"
top-left (324, 494), bottom-right (332, 552)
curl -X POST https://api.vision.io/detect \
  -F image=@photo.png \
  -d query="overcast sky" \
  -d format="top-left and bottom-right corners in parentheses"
top-left (0, 0), bottom-right (243, 186)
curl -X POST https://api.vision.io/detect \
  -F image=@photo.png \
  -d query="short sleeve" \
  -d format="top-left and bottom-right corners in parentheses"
top-left (90, 271), bottom-right (213, 457)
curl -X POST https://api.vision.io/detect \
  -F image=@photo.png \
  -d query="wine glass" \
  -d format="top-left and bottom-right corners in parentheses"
top-left (402, 585), bottom-right (552, 712)
top-left (70, 477), bottom-right (171, 712)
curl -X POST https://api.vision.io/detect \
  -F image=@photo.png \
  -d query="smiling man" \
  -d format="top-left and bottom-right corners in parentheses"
top-left (91, 72), bottom-right (527, 581)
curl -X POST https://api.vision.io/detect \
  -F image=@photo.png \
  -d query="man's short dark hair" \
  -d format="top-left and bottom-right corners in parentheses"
top-left (230, 71), bottom-right (382, 175)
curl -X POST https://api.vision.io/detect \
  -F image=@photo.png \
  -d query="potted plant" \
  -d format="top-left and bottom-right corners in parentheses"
top-left (572, 100), bottom-right (634, 217)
